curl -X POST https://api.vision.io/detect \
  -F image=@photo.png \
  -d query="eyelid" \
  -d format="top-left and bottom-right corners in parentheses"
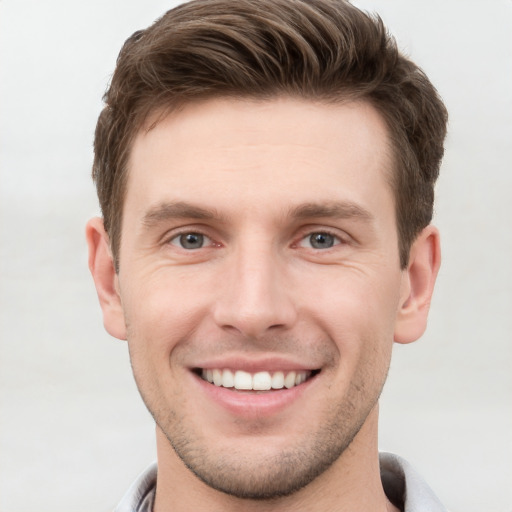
top-left (162, 226), bottom-right (219, 248)
top-left (299, 233), bottom-right (340, 249)
top-left (294, 226), bottom-right (351, 249)
top-left (169, 232), bottom-right (214, 248)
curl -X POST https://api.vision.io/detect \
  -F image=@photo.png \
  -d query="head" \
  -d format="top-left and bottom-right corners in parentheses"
top-left (93, 0), bottom-right (447, 272)
top-left (88, 0), bottom-right (447, 504)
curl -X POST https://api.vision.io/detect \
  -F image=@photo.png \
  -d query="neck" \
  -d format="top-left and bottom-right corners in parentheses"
top-left (153, 405), bottom-right (399, 512)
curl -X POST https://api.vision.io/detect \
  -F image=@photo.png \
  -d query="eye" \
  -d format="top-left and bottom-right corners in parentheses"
top-left (170, 232), bottom-right (212, 250)
top-left (300, 232), bottom-right (340, 249)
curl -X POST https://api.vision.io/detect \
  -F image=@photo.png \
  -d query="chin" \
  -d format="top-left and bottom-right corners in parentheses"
top-left (158, 399), bottom-right (371, 500)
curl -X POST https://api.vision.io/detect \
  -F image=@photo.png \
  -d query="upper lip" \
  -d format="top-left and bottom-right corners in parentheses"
top-left (190, 354), bottom-right (320, 373)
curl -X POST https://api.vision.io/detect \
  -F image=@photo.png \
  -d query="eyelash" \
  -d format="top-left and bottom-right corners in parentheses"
top-left (167, 231), bottom-right (216, 250)
top-left (297, 230), bottom-right (344, 250)
top-left (165, 227), bottom-right (347, 252)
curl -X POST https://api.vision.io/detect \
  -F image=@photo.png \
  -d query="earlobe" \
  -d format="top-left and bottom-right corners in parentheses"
top-left (394, 225), bottom-right (441, 344)
top-left (86, 217), bottom-right (127, 340)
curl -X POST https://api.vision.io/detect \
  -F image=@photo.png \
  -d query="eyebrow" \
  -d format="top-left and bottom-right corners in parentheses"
top-left (141, 199), bottom-right (374, 228)
top-left (289, 201), bottom-right (374, 222)
top-left (142, 201), bottom-right (223, 228)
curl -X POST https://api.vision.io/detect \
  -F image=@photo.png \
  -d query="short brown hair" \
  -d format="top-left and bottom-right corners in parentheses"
top-left (93, 0), bottom-right (448, 269)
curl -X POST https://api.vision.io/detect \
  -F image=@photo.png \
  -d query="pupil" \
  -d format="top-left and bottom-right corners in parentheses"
top-left (310, 232), bottom-right (334, 249)
top-left (180, 233), bottom-right (203, 249)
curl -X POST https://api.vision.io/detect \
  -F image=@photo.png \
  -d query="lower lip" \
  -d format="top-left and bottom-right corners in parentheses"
top-left (191, 372), bottom-right (316, 419)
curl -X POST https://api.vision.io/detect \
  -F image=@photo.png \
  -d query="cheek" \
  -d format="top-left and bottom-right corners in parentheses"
top-left (121, 269), bottom-right (216, 388)
top-left (122, 267), bottom-right (208, 334)
top-left (123, 295), bottom-right (187, 420)
top-left (308, 266), bottom-right (401, 329)
top-left (304, 268), bottom-right (400, 377)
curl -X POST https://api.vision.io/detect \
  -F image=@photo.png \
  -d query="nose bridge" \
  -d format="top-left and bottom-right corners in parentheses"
top-left (213, 236), bottom-right (296, 337)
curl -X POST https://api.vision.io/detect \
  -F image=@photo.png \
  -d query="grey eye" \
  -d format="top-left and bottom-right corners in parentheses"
top-left (309, 232), bottom-right (335, 249)
top-left (177, 233), bottom-right (205, 249)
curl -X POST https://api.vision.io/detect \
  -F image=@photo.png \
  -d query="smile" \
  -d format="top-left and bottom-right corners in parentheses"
top-left (200, 369), bottom-right (316, 391)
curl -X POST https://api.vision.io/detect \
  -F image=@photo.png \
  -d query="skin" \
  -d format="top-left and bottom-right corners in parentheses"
top-left (87, 97), bottom-right (440, 512)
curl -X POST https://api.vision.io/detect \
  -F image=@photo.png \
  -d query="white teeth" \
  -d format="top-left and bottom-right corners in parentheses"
top-left (201, 369), bottom-right (311, 390)
top-left (271, 371), bottom-right (284, 389)
top-left (295, 372), bottom-right (307, 385)
top-left (213, 369), bottom-right (223, 386)
top-left (284, 371), bottom-right (296, 389)
top-left (253, 372), bottom-right (272, 390)
top-left (234, 370), bottom-right (253, 390)
top-left (222, 369), bottom-right (234, 388)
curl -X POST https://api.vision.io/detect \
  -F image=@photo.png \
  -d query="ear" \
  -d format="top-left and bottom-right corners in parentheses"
top-left (394, 225), bottom-right (441, 344)
top-left (85, 217), bottom-right (127, 340)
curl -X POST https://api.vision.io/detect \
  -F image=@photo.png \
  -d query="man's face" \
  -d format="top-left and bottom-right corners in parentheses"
top-left (114, 98), bottom-right (410, 497)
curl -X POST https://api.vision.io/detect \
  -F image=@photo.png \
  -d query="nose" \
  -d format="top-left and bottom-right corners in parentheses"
top-left (212, 244), bottom-right (298, 339)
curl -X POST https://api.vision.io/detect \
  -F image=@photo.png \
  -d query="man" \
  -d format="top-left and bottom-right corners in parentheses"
top-left (86, 0), bottom-right (448, 510)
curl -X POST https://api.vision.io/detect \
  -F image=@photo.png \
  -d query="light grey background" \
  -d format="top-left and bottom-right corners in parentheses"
top-left (1, 1), bottom-right (511, 511)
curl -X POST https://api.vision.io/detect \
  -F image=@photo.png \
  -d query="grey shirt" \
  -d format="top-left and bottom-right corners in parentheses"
top-left (114, 453), bottom-right (447, 512)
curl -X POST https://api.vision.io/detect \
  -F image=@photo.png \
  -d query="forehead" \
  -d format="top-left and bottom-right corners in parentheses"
top-left (125, 97), bottom-right (394, 220)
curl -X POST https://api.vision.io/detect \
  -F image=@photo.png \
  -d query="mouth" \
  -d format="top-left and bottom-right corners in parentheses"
top-left (195, 368), bottom-right (320, 391)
